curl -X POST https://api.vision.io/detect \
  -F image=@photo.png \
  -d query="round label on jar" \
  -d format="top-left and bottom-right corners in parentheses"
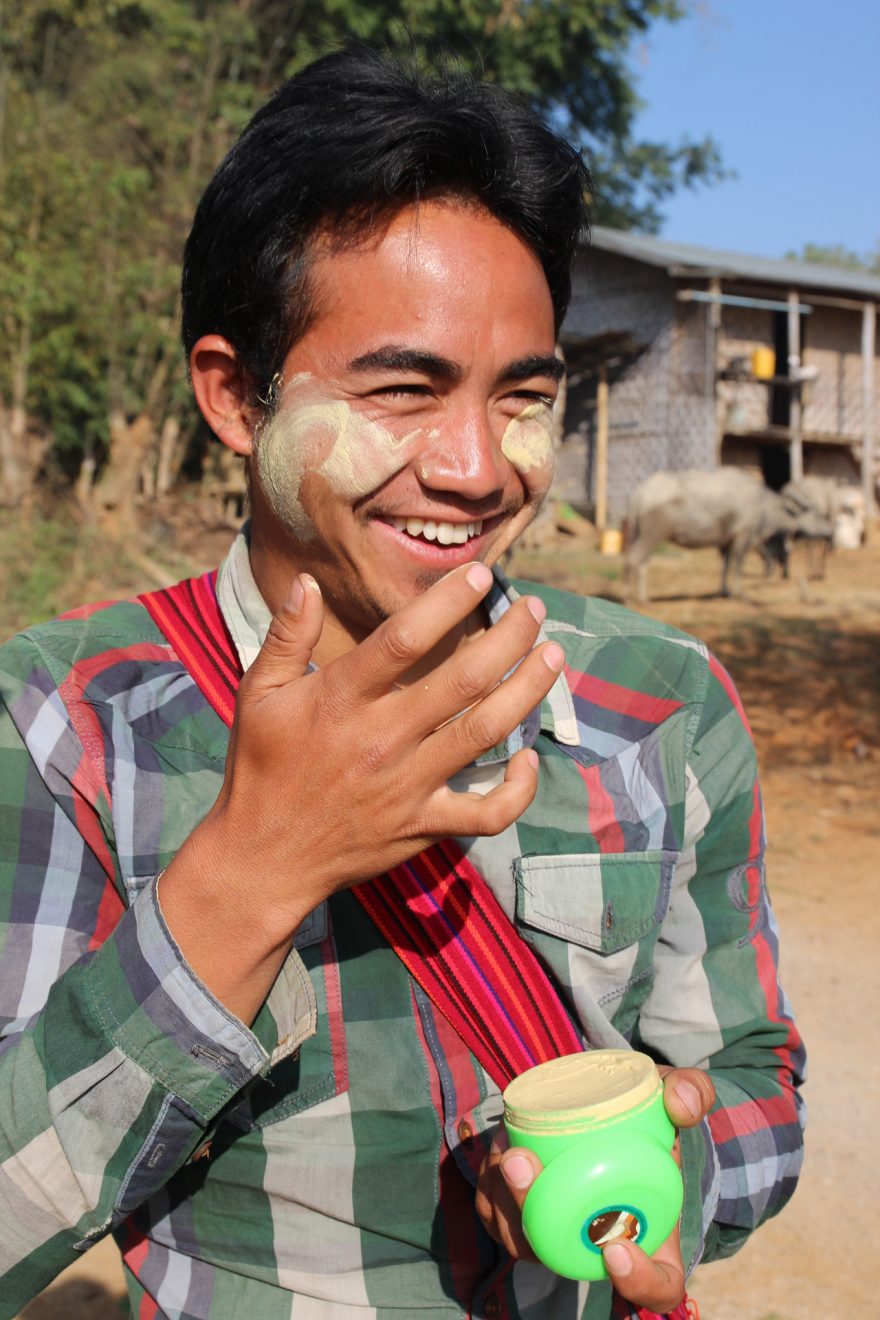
top-left (581, 1204), bottom-right (647, 1254)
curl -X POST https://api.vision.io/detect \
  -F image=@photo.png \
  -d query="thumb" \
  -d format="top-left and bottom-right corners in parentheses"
top-left (499, 1147), bottom-right (542, 1209)
top-left (247, 574), bottom-right (324, 693)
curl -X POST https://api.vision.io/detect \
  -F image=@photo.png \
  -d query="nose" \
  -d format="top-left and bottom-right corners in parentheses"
top-left (416, 408), bottom-right (509, 502)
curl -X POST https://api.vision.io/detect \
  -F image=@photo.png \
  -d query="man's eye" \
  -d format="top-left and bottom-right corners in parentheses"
top-left (510, 391), bottom-right (555, 407)
top-left (373, 383), bottom-right (430, 398)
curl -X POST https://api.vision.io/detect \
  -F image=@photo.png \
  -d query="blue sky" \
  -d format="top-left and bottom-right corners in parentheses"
top-left (629, 0), bottom-right (880, 260)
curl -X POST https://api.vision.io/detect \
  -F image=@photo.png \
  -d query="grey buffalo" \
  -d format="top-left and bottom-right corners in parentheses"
top-left (763, 476), bottom-right (862, 580)
top-left (623, 468), bottom-right (833, 602)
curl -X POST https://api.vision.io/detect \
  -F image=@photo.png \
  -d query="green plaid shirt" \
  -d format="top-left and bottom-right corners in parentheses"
top-left (0, 534), bottom-right (805, 1319)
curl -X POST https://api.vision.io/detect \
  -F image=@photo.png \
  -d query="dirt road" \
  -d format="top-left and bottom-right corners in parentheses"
top-left (18, 532), bottom-right (880, 1320)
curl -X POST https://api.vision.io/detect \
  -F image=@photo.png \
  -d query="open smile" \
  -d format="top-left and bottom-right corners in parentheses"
top-left (388, 516), bottom-right (484, 545)
top-left (371, 513), bottom-right (504, 565)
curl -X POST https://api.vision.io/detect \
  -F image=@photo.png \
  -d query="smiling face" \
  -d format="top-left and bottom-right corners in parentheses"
top-left (243, 200), bottom-right (561, 655)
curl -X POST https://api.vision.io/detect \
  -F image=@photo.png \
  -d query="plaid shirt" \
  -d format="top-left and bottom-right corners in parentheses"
top-left (0, 534), bottom-right (805, 1319)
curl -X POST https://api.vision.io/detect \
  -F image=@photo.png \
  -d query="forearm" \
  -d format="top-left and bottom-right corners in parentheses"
top-left (0, 877), bottom-right (282, 1312)
top-left (702, 1054), bottom-right (805, 1258)
top-left (155, 807), bottom-right (309, 1027)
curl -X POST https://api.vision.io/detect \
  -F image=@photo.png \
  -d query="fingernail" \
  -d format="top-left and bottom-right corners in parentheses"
top-left (501, 1154), bottom-right (534, 1189)
top-left (603, 1243), bottom-right (633, 1277)
top-left (674, 1080), bottom-right (701, 1120)
top-left (288, 577), bottom-right (305, 616)
top-left (466, 563), bottom-right (493, 592)
top-left (526, 596), bottom-right (547, 624)
top-left (526, 749), bottom-right (539, 770)
top-left (542, 642), bottom-right (565, 672)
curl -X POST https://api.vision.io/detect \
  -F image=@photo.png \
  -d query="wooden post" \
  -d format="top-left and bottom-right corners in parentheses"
top-left (706, 276), bottom-right (722, 462)
top-left (595, 365), bottom-right (609, 533)
top-left (788, 291), bottom-right (804, 481)
top-left (862, 301), bottom-right (877, 518)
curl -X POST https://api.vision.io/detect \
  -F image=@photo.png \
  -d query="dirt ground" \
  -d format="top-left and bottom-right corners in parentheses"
top-left (17, 528), bottom-right (880, 1320)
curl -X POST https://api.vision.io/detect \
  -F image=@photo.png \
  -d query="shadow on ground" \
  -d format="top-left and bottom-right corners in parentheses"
top-left (18, 1279), bottom-right (125, 1319)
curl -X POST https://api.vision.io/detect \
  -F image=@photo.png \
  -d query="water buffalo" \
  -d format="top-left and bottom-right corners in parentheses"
top-left (623, 467), bottom-right (833, 602)
top-left (763, 476), bottom-right (864, 579)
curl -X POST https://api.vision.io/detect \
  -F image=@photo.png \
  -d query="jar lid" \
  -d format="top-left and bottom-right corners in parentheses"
top-left (503, 1050), bottom-right (662, 1135)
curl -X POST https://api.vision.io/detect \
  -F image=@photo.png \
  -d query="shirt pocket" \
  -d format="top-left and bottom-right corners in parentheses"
top-left (513, 850), bottom-right (678, 1028)
top-left (225, 903), bottom-right (349, 1131)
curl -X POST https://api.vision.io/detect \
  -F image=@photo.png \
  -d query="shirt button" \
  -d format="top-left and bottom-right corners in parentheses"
top-left (484, 1294), bottom-right (500, 1318)
top-left (457, 1119), bottom-right (474, 1146)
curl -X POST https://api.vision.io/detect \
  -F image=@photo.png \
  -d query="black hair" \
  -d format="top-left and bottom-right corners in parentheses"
top-left (181, 44), bottom-right (591, 404)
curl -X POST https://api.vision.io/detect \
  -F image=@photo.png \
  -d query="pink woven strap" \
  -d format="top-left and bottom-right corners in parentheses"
top-left (361, 838), bottom-right (583, 1088)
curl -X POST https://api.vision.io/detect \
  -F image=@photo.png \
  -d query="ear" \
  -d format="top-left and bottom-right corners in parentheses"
top-left (189, 335), bottom-right (259, 456)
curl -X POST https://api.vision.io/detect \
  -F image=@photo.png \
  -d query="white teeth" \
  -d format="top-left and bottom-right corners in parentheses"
top-left (393, 517), bottom-right (484, 543)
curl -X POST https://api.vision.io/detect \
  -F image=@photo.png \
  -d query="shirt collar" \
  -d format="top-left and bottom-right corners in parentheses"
top-left (216, 523), bottom-right (579, 752)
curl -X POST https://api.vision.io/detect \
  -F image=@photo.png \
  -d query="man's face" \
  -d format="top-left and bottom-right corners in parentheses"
top-left (248, 199), bottom-right (561, 641)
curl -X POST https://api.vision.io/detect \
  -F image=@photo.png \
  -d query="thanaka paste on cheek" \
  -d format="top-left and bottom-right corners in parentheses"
top-left (253, 375), bottom-right (421, 538)
top-left (500, 402), bottom-right (555, 494)
top-left (318, 411), bottom-right (421, 499)
top-left (252, 373), bottom-right (317, 539)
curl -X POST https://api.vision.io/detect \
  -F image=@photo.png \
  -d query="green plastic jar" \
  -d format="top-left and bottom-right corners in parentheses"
top-left (502, 1050), bottom-right (683, 1281)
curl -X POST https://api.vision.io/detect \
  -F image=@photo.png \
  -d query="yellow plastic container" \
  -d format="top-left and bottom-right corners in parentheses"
top-left (752, 347), bottom-right (776, 379)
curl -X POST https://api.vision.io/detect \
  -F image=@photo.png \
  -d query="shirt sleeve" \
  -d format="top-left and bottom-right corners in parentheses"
top-left (0, 633), bottom-right (312, 1311)
top-left (632, 651), bottom-right (806, 1274)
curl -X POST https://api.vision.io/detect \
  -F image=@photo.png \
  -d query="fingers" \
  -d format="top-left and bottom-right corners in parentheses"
top-left (347, 562), bottom-right (497, 698)
top-left (658, 1066), bottom-right (716, 1129)
top-left (426, 747), bottom-right (540, 839)
top-left (394, 593), bottom-right (554, 737)
top-left (602, 1227), bottom-right (687, 1314)
top-left (475, 1134), bottom-right (542, 1262)
top-left (425, 639), bottom-right (565, 782)
top-left (242, 574), bottom-right (324, 697)
top-left (597, 1065), bottom-right (708, 1312)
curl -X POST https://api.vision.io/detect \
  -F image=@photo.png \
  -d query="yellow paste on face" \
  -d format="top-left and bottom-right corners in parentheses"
top-left (254, 383), bottom-right (557, 539)
top-left (503, 1050), bottom-right (661, 1134)
top-left (253, 375), bottom-right (421, 538)
top-left (318, 406), bottom-right (421, 499)
top-left (500, 402), bottom-right (555, 474)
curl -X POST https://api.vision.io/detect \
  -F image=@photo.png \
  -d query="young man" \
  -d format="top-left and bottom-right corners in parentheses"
top-left (0, 47), bottom-right (804, 1320)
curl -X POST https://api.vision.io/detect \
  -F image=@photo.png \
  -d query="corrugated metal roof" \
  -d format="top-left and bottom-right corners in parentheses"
top-left (587, 226), bottom-right (880, 299)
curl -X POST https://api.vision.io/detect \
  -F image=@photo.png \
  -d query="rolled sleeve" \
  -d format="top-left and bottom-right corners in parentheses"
top-left (87, 875), bottom-right (274, 1117)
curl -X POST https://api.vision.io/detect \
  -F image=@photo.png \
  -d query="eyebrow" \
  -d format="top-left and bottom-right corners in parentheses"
top-left (346, 345), bottom-right (565, 385)
top-left (348, 347), bottom-right (461, 380)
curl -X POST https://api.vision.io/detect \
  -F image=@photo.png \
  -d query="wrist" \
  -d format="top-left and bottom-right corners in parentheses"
top-left (157, 813), bottom-right (321, 1025)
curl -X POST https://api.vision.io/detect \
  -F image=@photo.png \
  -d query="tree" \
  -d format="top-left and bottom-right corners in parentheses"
top-left (0, 0), bottom-right (724, 520)
top-left (786, 242), bottom-right (880, 276)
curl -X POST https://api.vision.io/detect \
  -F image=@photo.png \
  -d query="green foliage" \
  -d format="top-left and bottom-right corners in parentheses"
top-left (786, 241), bottom-right (880, 275)
top-left (0, 0), bottom-right (724, 488)
top-left (0, 514), bottom-right (83, 633)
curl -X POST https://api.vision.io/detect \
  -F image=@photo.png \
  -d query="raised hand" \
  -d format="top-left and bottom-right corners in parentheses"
top-left (159, 562), bottom-right (564, 1023)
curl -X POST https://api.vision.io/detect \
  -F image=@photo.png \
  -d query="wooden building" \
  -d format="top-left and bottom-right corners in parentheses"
top-left (557, 228), bottom-right (879, 528)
